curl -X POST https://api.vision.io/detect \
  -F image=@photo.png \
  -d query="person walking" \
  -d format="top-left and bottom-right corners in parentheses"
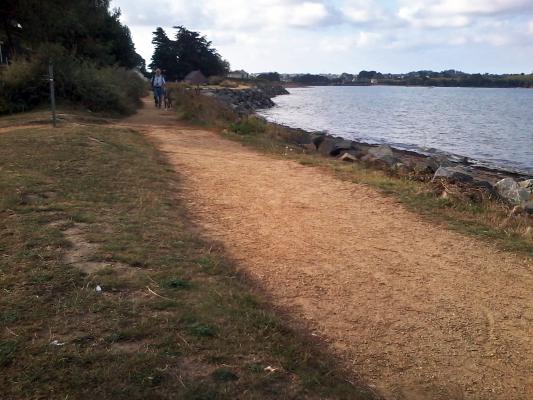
top-left (151, 68), bottom-right (166, 108)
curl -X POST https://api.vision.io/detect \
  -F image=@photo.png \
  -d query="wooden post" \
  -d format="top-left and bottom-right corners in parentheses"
top-left (48, 61), bottom-right (57, 127)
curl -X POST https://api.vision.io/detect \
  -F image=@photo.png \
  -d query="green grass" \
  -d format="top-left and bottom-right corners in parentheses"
top-left (220, 129), bottom-right (533, 258)
top-left (0, 119), bottom-right (375, 399)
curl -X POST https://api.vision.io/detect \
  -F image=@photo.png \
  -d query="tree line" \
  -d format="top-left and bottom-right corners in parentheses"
top-left (0, 0), bottom-right (147, 114)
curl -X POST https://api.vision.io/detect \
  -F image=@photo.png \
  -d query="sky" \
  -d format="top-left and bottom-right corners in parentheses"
top-left (111, 0), bottom-right (533, 74)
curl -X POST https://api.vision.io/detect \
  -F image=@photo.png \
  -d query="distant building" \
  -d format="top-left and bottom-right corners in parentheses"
top-left (370, 78), bottom-right (378, 85)
top-left (227, 70), bottom-right (249, 80)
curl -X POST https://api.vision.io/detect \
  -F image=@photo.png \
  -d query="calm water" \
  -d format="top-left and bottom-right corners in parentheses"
top-left (258, 86), bottom-right (533, 174)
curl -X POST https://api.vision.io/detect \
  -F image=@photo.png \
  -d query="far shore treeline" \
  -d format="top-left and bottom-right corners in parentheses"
top-left (261, 70), bottom-right (533, 88)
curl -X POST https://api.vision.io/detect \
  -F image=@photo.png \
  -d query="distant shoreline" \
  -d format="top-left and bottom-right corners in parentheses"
top-left (282, 83), bottom-right (533, 89)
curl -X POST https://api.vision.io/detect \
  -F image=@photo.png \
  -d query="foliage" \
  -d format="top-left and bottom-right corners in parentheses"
top-left (0, 0), bottom-right (144, 70)
top-left (256, 72), bottom-right (280, 81)
top-left (170, 83), bottom-right (237, 126)
top-left (0, 1), bottom-right (147, 114)
top-left (0, 46), bottom-right (147, 115)
top-left (292, 74), bottom-right (331, 85)
top-left (150, 26), bottom-right (229, 81)
top-left (229, 117), bottom-right (267, 135)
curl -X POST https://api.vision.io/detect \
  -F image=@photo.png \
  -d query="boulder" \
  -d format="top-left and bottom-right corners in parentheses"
top-left (330, 139), bottom-right (355, 156)
top-left (368, 144), bottom-right (394, 158)
top-left (524, 201), bottom-right (533, 214)
top-left (518, 179), bottom-right (533, 189)
top-left (433, 166), bottom-right (474, 183)
top-left (494, 178), bottom-right (522, 205)
top-left (412, 159), bottom-right (437, 175)
top-left (317, 136), bottom-right (337, 156)
top-left (312, 134), bottom-right (325, 148)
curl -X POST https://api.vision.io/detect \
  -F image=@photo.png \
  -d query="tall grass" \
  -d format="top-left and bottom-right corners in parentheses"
top-left (169, 83), bottom-right (237, 127)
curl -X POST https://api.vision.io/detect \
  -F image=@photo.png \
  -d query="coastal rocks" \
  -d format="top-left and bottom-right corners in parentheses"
top-left (368, 144), bottom-right (394, 158)
top-left (361, 145), bottom-right (400, 170)
top-left (433, 166), bottom-right (474, 184)
top-left (204, 88), bottom-right (275, 114)
top-left (255, 82), bottom-right (290, 97)
top-left (317, 137), bottom-right (358, 156)
top-left (494, 178), bottom-right (532, 205)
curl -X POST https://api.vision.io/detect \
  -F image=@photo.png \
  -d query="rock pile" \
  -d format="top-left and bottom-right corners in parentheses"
top-left (204, 88), bottom-right (275, 114)
top-left (203, 84), bottom-right (288, 114)
top-left (281, 129), bottom-right (533, 212)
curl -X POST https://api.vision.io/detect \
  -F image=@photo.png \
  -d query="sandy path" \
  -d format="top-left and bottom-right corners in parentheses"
top-left (125, 103), bottom-right (532, 399)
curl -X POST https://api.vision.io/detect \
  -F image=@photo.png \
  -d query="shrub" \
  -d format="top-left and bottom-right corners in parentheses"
top-left (0, 46), bottom-right (147, 115)
top-left (229, 116), bottom-right (267, 135)
top-left (170, 84), bottom-right (237, 126)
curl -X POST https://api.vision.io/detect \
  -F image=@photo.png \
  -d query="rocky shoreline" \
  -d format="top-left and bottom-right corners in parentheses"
top-left (202, 84), bottom-right (289, 114)
top-left (273, 123), bottom-right (533, 212)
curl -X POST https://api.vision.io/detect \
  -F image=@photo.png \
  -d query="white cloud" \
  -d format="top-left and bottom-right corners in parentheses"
top-left (319, 31), bottom-right (382, 52)
top-left (340, 0), bottom-right (386, 23)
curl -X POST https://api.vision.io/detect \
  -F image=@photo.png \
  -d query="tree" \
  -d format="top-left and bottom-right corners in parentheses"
top-left (149, 26), bottom-right (229, 81)
top-left (256, 72), bottom-right (280, 81)
top-left (0, 0), bottom-right (144, 68)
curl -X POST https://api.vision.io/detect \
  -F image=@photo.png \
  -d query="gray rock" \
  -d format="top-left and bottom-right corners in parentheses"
top-left (494, 178), bottom-right (522, 205)
top-left (368, 145), bottom-right (394, 158)
top-left (412, 159), bottom-right (437, 175)
top-left (330, 139), bottom-right (355, 156)
top-left (428, 155), bottom-right (453, 169)
top-left (519, 188), bottom-right (532, 202)
top-left (518, 179), bottom-right (533, 189)
top-left (433, 166), bottom-right (474, 183)
top-left (317, 136), bottom-right (337, 156)
top-left (524, 201), bottom-right (533, 214)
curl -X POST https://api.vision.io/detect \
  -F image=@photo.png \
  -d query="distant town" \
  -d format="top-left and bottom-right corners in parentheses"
top-left (227, 69), bottom-right (533, 88)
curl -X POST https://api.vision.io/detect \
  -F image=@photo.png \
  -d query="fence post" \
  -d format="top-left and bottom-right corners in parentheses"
top-left (49, 61), bottom-right (57, 127)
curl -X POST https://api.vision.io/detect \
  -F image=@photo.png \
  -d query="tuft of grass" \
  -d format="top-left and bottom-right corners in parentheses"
top-left (229, 116), bottom-right (267, 135)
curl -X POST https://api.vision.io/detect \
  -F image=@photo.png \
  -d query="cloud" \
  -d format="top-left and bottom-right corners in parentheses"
top-left (397, 0), bottom-right (533, 28)
top-left (340, 0), bottom-right (387, 23)
top-left (319, 31), bottom-right (382, 51)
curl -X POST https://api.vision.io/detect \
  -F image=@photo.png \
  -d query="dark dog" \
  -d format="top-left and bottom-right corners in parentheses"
top-left (164, 88), bottom-right (173, 109)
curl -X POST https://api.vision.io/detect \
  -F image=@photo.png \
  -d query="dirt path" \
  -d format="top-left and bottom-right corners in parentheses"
top-left (124, 101), bottom-right (532, 399)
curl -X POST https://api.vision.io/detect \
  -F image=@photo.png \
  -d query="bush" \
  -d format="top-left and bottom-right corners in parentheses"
top-left (0, 46), bottom-right (148, 115)
top-left (170, 84), bottom-right (237, 126)
top-left (229, 116), bottom-right (267, 135)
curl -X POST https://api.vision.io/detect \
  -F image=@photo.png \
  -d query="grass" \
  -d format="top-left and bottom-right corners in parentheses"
top-left (219, 126), bottom-right (533, 258)
top-left (0, 116), bottom-right (376, 399)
